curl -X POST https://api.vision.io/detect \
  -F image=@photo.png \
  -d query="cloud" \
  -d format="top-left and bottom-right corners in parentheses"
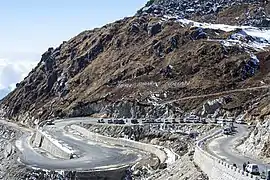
top-left (0, 58), bottom-right (38, 99)
top-left (0, 59), bottom-right (37, 88)
top-left (0, 88), bottom-right (12, 100)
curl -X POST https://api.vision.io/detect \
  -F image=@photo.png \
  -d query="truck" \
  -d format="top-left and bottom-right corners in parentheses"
top-left (223, 127), bottom-right (232, 135)
top-left (131, 119), bottom-right (139, 124)
top-left (235, 119), bottom-right (244, 124)
top-left (184, 115), bottom-right (200, 123)
top-left (97, 119), bottom-right (105, 123)
top-left (114, 119), bottom-right (125, 124)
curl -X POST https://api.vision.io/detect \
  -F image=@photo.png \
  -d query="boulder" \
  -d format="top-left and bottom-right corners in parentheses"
top-left (150, 138), bottom-right (159, 145)
top-left (159, 163), bottom-right (167, 169)
top-left (260, 18), bottom-right (270, 27)
top-left (190, 28), bottom-right (207, 40)
top-left (133, 170), bottom-right (141, 176)
top-left (130, 23), bottom-right (140, 33)
top-left (168, 134), bottom-right (179, 141)
top-left (148, 23), bottom-right (162, 36)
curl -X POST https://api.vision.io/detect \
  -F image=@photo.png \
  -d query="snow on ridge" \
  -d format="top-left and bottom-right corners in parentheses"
top-left (221, 39), bottom-right (270, 51)
top-left (244, 28), bottom-right (270, 42)
top-left (163, 15), bottom-right (250, 32)
top-left (250, 54), bottom-right (260, 63)
top-left (163, 15), bottom-right (270, 51)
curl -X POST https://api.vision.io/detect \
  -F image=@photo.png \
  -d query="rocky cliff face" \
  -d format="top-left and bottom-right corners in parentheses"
top-left (237, 118), bottom-right (270, 163)
top-left (1, 1), bottom-right (270, 128)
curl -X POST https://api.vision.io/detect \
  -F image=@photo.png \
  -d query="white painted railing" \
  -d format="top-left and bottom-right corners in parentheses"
top-left (194, 130), bottom-right (259, 180)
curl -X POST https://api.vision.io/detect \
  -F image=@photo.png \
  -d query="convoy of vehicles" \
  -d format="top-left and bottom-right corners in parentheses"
top-left (97, 118), bottom-right (141, 124)
top-left (96, 115), bottom-right (243, 126)
top-left (93, 115), bottom-right (267, 178)
top-left (184, 114), bottom-right (200, 123)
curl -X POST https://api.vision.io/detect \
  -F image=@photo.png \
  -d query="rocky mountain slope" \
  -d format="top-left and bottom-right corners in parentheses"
top-left (138, 0), bottom-right (270, 27)
top-left (237, 119), bottom-right (270, 163)
top-left (0, 0), bottom-right (269, 128)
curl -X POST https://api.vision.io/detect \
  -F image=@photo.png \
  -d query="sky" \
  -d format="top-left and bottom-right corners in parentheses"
top-left (0, 0), bottom-right (147, 97)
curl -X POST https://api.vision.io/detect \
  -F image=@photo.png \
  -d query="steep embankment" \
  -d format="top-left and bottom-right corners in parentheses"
top-left (1, 0), bottom-right (270, 127)
top-left (237, 119), bottom-right (270, 163)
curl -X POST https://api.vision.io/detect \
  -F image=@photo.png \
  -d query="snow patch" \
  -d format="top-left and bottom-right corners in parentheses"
top-left (163, 15), bottom-right (270, 51)
top-left (245, 28), bottom-right (270, 42)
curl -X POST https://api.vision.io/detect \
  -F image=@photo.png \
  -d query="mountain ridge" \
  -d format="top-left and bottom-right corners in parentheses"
top-left (139, 0), bottom-right (270, 27)
top-left (0, 0), bottom-right (269, 127)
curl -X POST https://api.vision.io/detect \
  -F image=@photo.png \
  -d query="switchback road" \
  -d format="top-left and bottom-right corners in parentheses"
top-left (207, 124), bottom-right (270, 173)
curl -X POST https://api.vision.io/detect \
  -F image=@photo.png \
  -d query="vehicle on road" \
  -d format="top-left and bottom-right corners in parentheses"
top-left (179, 118), bottom-right (185, 123)
top-left (209, 118), bottom-right (217, 124)
top-left (70, 153), bottom-right (79, 159)
top-left (46, 120), bottom-right (55, 126)
top-left (223, 127), bottom-right (232, 135)
top-left (108, 119), bottom-right (113, 124)
top-left (184, 115), bottom-right (200, 123)
top-left (217, 118), bottom-right (227, 126)
top-left (201, 118), bottom-right (207, 124)
top-left (246, 164), bottom-right (260, 175)
top-left (144, 118), bottom-right (157, 123)
top-left (227, 117), bottom-right (234, 122)
top-left (172, 118), bottom-right (178, 124)
top-left (164, 119), bottom-right (171, 124)
top-left (131, 119), bottom-right (139, 124)
top-left (193, 118), bottom-right (200, 123)
top-left (188, 131), bottom-right (199, 139)
top-left (97, 119), bottom-right (105, 123)
top-left (114, 119), bottom-right (125, 124)
top-left (235, 119), bottom-right (245, 124)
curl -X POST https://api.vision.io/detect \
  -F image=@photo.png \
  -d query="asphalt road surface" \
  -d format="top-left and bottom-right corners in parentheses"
top-left (15, 118), bottom-right (144, 171)
top-left (207, 124), bottom-right (270, 173)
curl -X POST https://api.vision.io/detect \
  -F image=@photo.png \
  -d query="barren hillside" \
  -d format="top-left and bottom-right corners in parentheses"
top-left (0, 0), bottom-right (270, 127)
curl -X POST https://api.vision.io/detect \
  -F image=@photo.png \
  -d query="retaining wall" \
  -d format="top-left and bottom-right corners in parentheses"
top-left (70, 125), bottom-right (169, 164)
top-left (194, 131), bottom-right (258, 180)
top-left (32, 130), bottom-right (73, 159)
